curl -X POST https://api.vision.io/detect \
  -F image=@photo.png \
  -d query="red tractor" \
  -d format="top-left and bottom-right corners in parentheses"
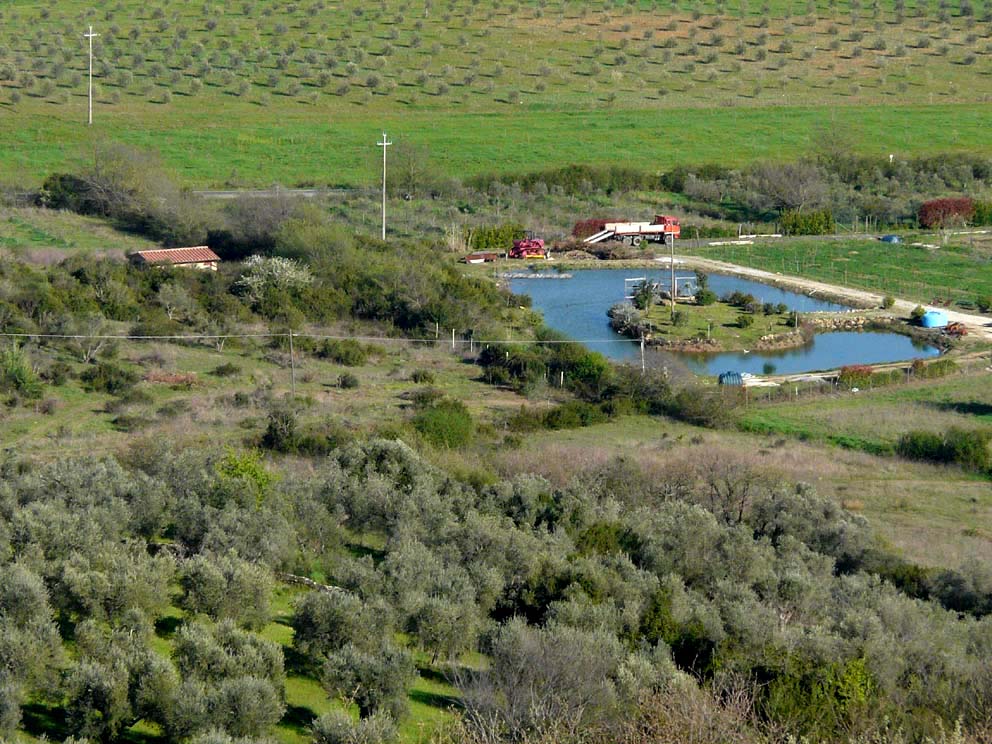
top-left (510, 237), bottom-right (548, 259)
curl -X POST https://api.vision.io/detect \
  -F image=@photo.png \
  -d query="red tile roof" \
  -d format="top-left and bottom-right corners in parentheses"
top-left (132, 247), bottom-right (220, 265)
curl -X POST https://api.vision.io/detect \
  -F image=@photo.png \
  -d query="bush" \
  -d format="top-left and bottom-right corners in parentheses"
top-left (974, 200), bottom-right (992, 226)
top-left (41, 361), bottom-right (73, 386)
top-left (780, 208), bottom-right (835, 235)
top-left (910, 305), bottom-right (927, 323)
top-left (882, 295), bottom-right (895, 309)
top-left (944, 427), bottom-right (992, 471)
top-left (318, 339), bottom-right (369, 366)
top-left (671, 310), bottom-right (689, 327)
top-left (412, 399), bottom-right (474, 448)
top-left (337, 373), bottom-right (360, 389)
top-left (736, 313), bottom-right (754, 329)
top-left (976, 295), bottom-right (992, 313)
top-left (410, 369), bottom-right (434, 384)
top-left (897, 430), bottom-right (948, 462)
top-left (695, 289), bottom-right (717, 306)
top-left (466, 222), bottom-right (525, 251)
top-left (837, 364), bottom-right (873, 389)
top-left (0, 345), bottom-right (42, 399)
top-left (911, 357), bottom-right (958, 379)
top-left (79, 362), bottom-right (139, 395)
top-left (897, 427), bottom-right (991, 471)
top-left (211, 363), bottom-right (242, 378)
top-left (542, 400), bottom-right (609, 430)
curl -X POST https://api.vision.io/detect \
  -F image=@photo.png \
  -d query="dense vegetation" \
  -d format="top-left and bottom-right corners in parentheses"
top-left (1, 438), bottom-right (991, 744)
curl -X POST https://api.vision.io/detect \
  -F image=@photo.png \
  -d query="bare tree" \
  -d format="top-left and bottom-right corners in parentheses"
top-left (743, 161), bottom-right (831, 213)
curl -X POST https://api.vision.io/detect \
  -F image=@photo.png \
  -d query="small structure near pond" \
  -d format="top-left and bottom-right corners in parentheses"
top-left (921, 310), bottom-right (949, 328)
top-left (718, 371), bottom-right (744, 386)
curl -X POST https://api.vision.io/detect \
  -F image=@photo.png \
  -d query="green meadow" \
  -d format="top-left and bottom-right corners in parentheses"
top-left (0, 0), bottom-right (991, 185)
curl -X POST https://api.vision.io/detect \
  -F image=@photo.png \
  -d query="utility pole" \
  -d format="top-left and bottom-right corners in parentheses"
top-left (376, 131), bottom-right (392, 240)
top-left (84, 25), bottom-right (99, 125)
top-left (668, 232), bottom-right (676, 320)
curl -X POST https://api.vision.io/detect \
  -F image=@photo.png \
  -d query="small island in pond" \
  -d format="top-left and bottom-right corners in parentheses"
top-left (608, 276), bottom-right (815, 353)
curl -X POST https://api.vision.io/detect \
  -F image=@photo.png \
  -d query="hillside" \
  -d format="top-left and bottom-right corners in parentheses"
top-left (1, 0), bottom-right (992, 185)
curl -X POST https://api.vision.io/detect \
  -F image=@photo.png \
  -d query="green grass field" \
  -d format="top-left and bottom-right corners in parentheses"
top-left (693, 236), bottom-right (992, 306)
top-left (0, 207), bottom-right (160, 257)
top-left (740, 369), bottom-right (992, 451)
top-left (1, 0), bottom-right (991, 186)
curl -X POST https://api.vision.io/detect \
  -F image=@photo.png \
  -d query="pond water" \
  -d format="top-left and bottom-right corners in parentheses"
top-left (509, 268), bottom-right (941, 375)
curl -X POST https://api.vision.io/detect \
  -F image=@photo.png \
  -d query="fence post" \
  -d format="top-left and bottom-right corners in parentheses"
top-left (288, 332), bottom-right (297, 396)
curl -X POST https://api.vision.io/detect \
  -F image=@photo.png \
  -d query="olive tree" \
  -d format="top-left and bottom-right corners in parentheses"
top-left (179, 552), bottom-right (273, 630)
top-left (321, 641), bottom-right (416, 720)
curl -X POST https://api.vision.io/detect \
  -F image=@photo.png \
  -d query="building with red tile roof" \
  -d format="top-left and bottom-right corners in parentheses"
top-left (129, 247), bottom-right (221, 270)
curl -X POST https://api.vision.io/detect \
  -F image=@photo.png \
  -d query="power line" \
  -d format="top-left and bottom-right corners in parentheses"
top-left (0, 330), bottom-right (638, 346)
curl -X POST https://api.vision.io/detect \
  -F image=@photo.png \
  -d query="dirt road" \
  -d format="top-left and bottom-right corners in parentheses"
top-left (667, 255), bottom-right (992, 341)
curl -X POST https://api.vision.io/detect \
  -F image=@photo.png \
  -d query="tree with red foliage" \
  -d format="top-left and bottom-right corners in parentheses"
top-left (571, 218), bottom-right (620, 239)
top-left (918, 197), bottom-right (975, 228)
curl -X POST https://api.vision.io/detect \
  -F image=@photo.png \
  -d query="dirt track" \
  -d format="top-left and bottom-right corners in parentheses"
top-left (669, 255), bottom-right (992, 341)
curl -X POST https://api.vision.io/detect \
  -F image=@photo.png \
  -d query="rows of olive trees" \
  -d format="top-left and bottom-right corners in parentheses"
top-left (1, 436), bottom-right (991, 743)
top-left (1, 0), bottom-right (990, 108)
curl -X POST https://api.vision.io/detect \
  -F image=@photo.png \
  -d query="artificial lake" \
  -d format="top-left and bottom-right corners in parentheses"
top-left (509, 269), bottom-right (941, 376)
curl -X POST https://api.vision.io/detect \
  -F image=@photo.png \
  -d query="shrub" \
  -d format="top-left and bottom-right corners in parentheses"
top-left (780, 208), bottom-right (835, 235)
top-left (911, 357), bottom-right (957, 379)
top-left (976, 295), bottom-right (992, 313)
top-left (210, 363), bottom-right (242, 378)
top-left (897, 427), bottom-right (991, 471)
top-left (974, 200), bottom-right (992, 226)
top-left (837, 364), bottom-right (873, 389)
top-left (696, 289), bottom-right (717, 306)
top-left (412, 399), bottom-right (474, 448)
top-left (261, 404), bottom-right (299, 452)
top-left (910, 305), bottom-right (927, 323)
top-left (542, 400), bottom-right (609, 430)
top-left (337, 373), bottom-right (360, 389)
top-left (944, 427), bottom-right (992, 471)
top-left (410, 369), bottom-right (434, 384)
top-left (898, 430), bottom-right (932, 460)
top-left (671, 310), bottom-right (689, 327)
top-left (0, 345), bottom-right (42, 399)
top-left (318, 339), bottom-right (369, 366)
top-left (918, 197), bottom-right (975, 228)
top-left (42, 362), bottom-right (73, 386)
top-left (465, 222), bottom-right (525, 251)
top-left (79, 362), bottom-right (139, 395)
top-left (737, 313), bottom-right (754, 329)
top-left (882, 295), bottom-right (895, 309)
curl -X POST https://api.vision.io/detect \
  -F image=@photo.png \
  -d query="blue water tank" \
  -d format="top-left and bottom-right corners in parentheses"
top-left (921, 310), bottom-right (948, 328)
top-left (719, 371), bottom-right (744, 386)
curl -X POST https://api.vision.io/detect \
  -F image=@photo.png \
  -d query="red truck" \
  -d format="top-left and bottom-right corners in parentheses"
top-left (579, 216), bottom-right (681, 246)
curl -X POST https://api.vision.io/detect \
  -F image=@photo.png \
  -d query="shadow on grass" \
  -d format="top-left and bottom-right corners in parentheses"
top-left (284, 646), bottom-right (315, 677)
top-left (282, 703), bottom-right (319, 732)
top-left (22, 703), bottom-right (67, 741)
top-left (346, 542), bottom-right (385, 563)
top-left (417, 666), bottom-right (451, 685)
top-left (155, 615), bottom-right (183, 637)
top-left (23, 703), bottom-right (166, 744)
top-left (928, 400), bottom-right (992, 418)
top-left (410, 688), bottom-right (460, 710)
